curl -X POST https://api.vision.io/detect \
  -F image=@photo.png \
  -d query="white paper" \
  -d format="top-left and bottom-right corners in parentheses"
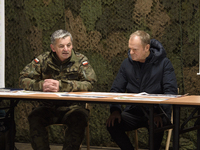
top-left (59, 93), bottom-right (107, 98)
top-left (0, 0), bottom-right (5, 88)
top-left (84, 92), bottom-right (134, 96)
top-left (114, 97), bottom-right (168, 101)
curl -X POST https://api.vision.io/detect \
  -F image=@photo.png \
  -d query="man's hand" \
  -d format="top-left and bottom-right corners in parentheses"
top-left (154, 115), bottom-right (163, 127)
top-left (148, 114), bottom-right (163, 128)
top-left (43, 79), bottom-right (59, 92)
top-left (106, 111), bottom-right (121, 127)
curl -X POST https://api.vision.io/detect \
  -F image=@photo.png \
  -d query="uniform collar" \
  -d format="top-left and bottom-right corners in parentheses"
top-left (69, 50), bottom-right (76, 63)
top-left (50, 50), bottom-right (77, 66)
top-left (51, 51), bottom-right (73, 66)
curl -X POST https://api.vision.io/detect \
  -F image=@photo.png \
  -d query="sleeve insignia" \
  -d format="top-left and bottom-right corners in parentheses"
top-left (34, 58), bottom-right (39, 63)
top-left (82, 61), bottom-right (89, 66)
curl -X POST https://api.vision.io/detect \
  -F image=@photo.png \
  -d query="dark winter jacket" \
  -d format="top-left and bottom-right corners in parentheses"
top-left (110, 39), bottom-right (178, 118)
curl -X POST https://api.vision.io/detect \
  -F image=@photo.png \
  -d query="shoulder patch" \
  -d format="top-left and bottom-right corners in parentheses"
top-left (34, 58), bottom-right (39, 63)
top-left (82, 61), bottom-right (88, 65)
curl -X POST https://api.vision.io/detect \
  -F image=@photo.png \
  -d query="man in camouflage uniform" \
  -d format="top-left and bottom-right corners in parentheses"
top-left (19, 29), bottom-right (97, 150)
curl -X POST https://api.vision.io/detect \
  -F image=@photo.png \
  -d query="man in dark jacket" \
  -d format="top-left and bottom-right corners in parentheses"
top-left (106, 30), bottom-right (177, 150)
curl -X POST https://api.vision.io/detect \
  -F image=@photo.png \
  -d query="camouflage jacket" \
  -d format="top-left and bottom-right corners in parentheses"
top-left (19, 50), bottom-right (97, 92)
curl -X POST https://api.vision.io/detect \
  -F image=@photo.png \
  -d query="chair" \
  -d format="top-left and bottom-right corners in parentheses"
top-left (129, 89), bottom-right (179, 150)
top-left (127, 112), bottom-right (173, 150)
top-left (126, 130), bottom-right (138, 150)
top-left (164, 88), bottom-right (179, 150)
top-left (165, 111), bottom-right (173, 150)
top-left (49, 103), bottom-right (90, 150)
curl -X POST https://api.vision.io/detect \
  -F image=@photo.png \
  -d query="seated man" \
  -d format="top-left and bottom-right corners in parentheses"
top-left (19, 29), bottom-right (97, 150)
top-left (106, 30), bottom-right (177, 150)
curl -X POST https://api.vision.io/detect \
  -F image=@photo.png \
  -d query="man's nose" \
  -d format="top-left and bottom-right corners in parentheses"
top-left (130, 50), bottom-right (134, 54)
top-left (64, 45), bottom-right (68, 51)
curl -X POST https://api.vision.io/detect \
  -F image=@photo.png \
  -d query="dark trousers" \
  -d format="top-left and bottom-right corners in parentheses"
top-left (107, 111), bottom-right (164, 150)
top-left (28, 105), bottom-right (89, 150)
top-left (0, 122), bottom-right (16, 150)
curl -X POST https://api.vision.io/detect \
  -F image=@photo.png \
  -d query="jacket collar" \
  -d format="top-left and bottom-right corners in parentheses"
top-left (128, 39), bottom-right (166, 64)
top-left (51, 50), bottom-right (77, 66)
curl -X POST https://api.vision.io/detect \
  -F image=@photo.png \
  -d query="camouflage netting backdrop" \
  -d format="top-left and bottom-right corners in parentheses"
top-left (1, 0), bottom-right (200, 149)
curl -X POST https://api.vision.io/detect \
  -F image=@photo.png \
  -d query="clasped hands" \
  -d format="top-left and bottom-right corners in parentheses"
top-left (43, 79), bottom-right (59, 92)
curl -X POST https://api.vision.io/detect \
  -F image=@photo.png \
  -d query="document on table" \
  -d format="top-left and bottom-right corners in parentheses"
top-left (0, 90), bottom-right (62, 95)
top-left (83, 92), bottom-right (134, 96)
top-left (60, 93), bottom-right (107, 98)
top-left (114, 96), bottom-right (168, 101)
top-left (133, 92), bottom-right (182, 98)
top-left (114, 92), bottom-right (182, 101)
top-left (59, 92), bottom-right (136, 98)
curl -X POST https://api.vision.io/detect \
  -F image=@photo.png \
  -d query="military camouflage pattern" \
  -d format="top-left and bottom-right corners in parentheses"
top-left (28, 105), bottom-right (89, 150)
top-left (19, 49), bottom-right (96, 150)
top-left (19, 50), bottom-right (97, 92)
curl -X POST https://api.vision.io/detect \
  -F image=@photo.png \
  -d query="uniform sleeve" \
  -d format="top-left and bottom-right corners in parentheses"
top-left (59, 58), bottom-right (97, 92)
top-left (19, 58), bottom-right (44, 91)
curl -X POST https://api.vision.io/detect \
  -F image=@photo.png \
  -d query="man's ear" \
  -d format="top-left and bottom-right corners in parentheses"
top-left (50, 44), bottom-right (55, 52)
top-left (145, 44), bottom-right (150, 52)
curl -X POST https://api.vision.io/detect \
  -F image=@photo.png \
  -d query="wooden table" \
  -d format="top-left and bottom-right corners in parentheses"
top-left (0, 91), bottom-right (180, 150)
top-left (160, 95), bottom-right (200, 150)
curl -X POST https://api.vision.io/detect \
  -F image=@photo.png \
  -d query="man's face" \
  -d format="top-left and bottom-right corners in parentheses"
top-left (50, 36), bottom-right (73, 62)
top-left (128, 36), bottom-right (150, 63)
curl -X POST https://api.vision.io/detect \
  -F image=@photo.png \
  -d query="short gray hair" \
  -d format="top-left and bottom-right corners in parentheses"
top-left (130, 30), bottom-right (150, 48)
top-left (50, 29), bottom-right (73, 44)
